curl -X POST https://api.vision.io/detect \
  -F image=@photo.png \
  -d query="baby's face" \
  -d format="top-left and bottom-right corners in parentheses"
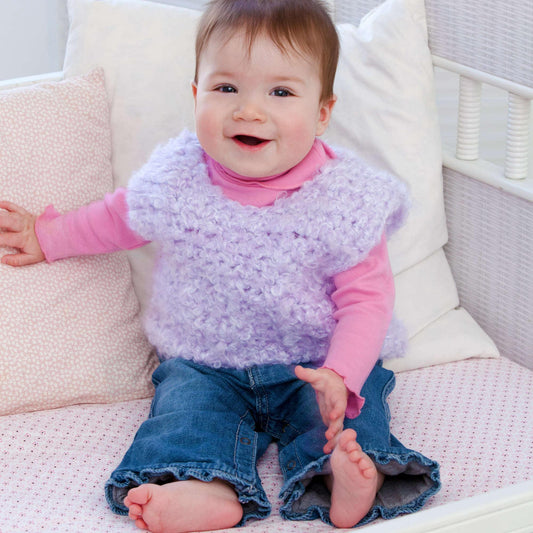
top-left (192, 31), bottom-right (335, 179)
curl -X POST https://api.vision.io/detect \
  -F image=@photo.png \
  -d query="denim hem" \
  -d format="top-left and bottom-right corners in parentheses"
top-left (105, 463), bottom-right (271, 526)
top-left (356, 448), bottom-right (441, 527)
top-left (278, 454), bottom-right (330, 522)
top-left (278, 448), bottom-right (441, 527)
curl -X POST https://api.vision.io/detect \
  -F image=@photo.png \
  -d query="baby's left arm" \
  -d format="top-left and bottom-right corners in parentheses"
top-left (296, 234), bottom-right (395, 451)
top-left (324, 233), bottom-right (395, 417)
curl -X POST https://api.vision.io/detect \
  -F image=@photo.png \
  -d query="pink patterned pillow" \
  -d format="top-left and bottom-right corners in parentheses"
top-left (0, 69), bottom-right (158, 415)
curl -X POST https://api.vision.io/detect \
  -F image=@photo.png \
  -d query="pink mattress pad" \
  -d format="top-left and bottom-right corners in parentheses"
top-left (1, 356), bottom-right (532, 532)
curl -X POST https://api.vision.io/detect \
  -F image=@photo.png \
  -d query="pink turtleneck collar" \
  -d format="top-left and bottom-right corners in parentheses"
top-left (206, 139), bottom-right (336, 207)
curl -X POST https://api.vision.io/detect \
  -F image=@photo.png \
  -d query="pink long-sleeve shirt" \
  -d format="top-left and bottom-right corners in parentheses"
top-left (36, 139), bottom-right (394, 417)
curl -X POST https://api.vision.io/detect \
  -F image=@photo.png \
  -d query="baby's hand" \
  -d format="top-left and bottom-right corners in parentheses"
top-left (294, 365), bottom-right (348, 454)
top-left (0, 201), bottom-right (45, 266)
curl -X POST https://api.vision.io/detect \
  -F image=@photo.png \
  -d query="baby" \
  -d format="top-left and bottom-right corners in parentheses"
top-left (0, 0), bottom-right (440, 532)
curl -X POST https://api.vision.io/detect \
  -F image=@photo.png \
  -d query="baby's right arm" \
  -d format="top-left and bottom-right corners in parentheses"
top-left (0, 189), bottom-right (148, 267)
top-left (0, 201), bottom-right (45, 267)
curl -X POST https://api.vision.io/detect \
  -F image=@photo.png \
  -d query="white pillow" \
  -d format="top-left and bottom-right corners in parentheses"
top-left (63, 0), bottom-right (499, 369)
top-left (65, 0), bottom-right (200, 306)
top-left (328, 4), bottom-right (447, 274)
top-left (386, 309), bottom-right (499, 372)
top-left (394, 249), bottom-right (459, 339)
top-left (0, 69), bottom-right (158, 415)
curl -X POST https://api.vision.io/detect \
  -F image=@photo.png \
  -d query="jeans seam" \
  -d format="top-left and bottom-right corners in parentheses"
top-left (381, 372), bottom-right (395, 424)
top-left (234, 409), bottom-right (252, 468)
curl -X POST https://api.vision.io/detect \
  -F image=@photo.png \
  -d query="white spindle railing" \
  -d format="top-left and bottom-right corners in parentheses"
top-left (506, 92), bottom-right (531, 180)
top-left (456, 76), bottom-right (482, 161)
top-left (433, 56), bottom-right (533, 200)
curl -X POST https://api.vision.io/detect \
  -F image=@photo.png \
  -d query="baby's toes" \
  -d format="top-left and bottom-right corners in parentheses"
top-left (339, 428), bottom-right (357, 447)
top-left (127, 503), bottom-right (143, 519)
top-left (134, 517), bottom-right (150, 531)
top-left (354, 453), bottom-right (377, 479)
top-left (343, 438), bottom-right (362, 455)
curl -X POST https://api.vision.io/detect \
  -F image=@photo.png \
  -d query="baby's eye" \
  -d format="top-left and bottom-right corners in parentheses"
top-left (215, 85), bottom-right (237, 93)
top-left (271, 88), bottom-right (293, 97)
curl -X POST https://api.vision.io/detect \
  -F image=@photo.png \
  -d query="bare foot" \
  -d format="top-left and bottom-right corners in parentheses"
top-left (123, 479), bottom-right (243, 533)
top-left (327, 429), bottom-right (384, 528)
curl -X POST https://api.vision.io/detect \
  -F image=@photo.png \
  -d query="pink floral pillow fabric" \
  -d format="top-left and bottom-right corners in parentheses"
top-left (0, 69), bottom-right (157, 415)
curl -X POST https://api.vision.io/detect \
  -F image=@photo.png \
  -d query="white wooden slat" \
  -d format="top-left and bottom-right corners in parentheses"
top-left (0, 71), bottom-right (63, 91)
top-left (505, 93), bottom-right (531, 180)
top-left (456, 76), bottom-right (482, 161)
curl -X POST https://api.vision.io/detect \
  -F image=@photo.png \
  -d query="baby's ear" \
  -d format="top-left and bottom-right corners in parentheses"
top-left (191, 81), bottom-right (198, 106)
top-left (316, 95), bottom-right (337, 136)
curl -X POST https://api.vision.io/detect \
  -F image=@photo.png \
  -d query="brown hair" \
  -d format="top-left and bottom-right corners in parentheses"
top-left (194, 0), bottom-right (339, 102)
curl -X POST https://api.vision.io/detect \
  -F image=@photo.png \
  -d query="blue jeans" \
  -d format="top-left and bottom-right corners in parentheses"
top-left (105, 359), bottom-right (440, 527)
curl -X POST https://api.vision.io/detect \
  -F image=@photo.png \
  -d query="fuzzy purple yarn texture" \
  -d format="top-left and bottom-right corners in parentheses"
top-left (127, 132), bottom-right (409, 368)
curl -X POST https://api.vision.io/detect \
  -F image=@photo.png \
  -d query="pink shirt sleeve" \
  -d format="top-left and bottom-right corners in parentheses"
top-left (34, 144), bottom-right (394, 422)
top-left (35, 188), bottom-right (148, 262)
top-left (322, 233), bottom-right (395, 418)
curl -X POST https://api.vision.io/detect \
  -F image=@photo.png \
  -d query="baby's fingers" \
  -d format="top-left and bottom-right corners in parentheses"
top-left (0, 213), bottom-right (22, 233)
top-left (295, 365), bottom-right (322, 387)
top-left (324, 417), bottom-right (344, 454)
top-left (1, 252), bottom-right (37, 267)
top-left (0, 230), bottom-right (25, 250)
top-left (0, 202), bottom-right (33, 234)
top-left (0, 200), bottom-right (30, 217)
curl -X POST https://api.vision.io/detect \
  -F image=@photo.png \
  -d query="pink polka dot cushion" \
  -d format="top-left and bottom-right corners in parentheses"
top-left (0, 69), bottom-right (158, 415)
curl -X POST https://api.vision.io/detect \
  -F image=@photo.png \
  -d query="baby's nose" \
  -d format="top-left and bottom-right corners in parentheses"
top-left (232, 99), bottom-right (266, 122)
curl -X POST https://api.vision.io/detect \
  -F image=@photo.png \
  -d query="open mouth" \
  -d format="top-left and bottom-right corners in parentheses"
top-left (233, 135), bottom-right (269, 147)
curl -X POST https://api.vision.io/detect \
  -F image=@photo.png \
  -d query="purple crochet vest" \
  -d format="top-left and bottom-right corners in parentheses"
top-left (127, 132), bottom-right (409, 368)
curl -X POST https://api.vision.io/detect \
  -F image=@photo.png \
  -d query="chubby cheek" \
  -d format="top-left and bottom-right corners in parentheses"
top-left (195, 102), bottom-right (216, 134)
top-left (194, 107), bottom-right (221, 155)
top-left (281, 117), bottom-right (319, 156)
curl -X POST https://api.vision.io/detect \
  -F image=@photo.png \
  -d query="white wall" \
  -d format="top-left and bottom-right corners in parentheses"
top-left (0, 0), bottom-right (68, 80)
top-left (0, 0), bottom-right (209, 81)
